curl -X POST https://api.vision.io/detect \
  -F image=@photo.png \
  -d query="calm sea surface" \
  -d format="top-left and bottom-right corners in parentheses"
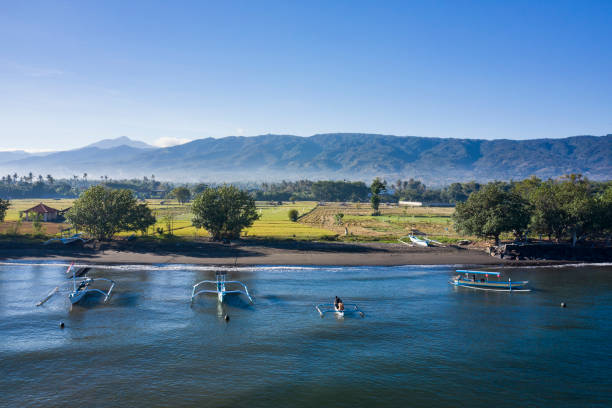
top-left (1, 262), bottom-right (611, 407)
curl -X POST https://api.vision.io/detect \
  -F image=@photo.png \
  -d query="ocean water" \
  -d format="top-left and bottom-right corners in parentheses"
top-left (0, 262), bottom-right (610, 407)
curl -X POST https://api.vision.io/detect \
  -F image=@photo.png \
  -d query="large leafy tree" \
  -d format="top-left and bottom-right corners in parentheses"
top-left (596, 185), bottom-right (612, 240)
top-left (453, 183), bottom-right (531, 245)
top-left (66, 186), bottom-right (155, 240)
top-left (0, 198), bottom-right (10, 222)
top-left (191, 185), bottom-right (259, 240)
top-left (529, 181), bottom-right (565, 241)
top-left (370, 177), bottom-right (386, 214)
top-left (554, 175), bottom-right (597, 246)
top-left (127, 203), bottom-right (157, 235)
top-left (512, 176), bottom-right (542, 201)
top-left (171, 186), bottom-right (191, 204)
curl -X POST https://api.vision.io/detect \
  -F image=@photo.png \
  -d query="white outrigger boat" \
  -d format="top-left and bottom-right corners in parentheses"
top-left (450, 270), bottom-right (530, 292)
top-left (315, 301), bottom-right (365, 318)
top-left (67, 263), bottom-right (116, 304)
top-left (191, 271), bottom-right (253, 305)
top-left (399, 235), bottom-right (445, 247)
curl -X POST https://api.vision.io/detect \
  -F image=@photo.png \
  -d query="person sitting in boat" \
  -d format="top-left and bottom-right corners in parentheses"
top-left (334, 296), bottom-right (345, 311)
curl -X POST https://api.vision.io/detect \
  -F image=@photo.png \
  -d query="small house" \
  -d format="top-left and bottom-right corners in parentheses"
top-left (23, 203), bottom-right (64, 222)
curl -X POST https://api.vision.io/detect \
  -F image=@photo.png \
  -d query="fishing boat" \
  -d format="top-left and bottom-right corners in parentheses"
top-left (450, 270), bottom-right (530, 292)
top-left (44, 233), bottom-right (88, 245)
top-left (399, 235), bottom-right (445, 247)
top-left (315, 301), bottom-right (365, 318)
top-left (191, 271), bottom-right (253, 304)
top-left (67, 263), bottom-right (116, 304)
top-left (408, 235), bottom-right (429, 246)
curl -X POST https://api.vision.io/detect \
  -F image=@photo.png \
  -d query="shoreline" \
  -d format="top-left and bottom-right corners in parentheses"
top-left (0, 240), bottom-right (590, 267)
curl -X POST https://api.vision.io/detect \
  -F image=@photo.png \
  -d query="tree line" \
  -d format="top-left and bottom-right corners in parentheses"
top-left (0, 173), bottom-right (176, 199)
top-left (453, 175), bottom-right (612, 246)
top-left (254, 178), bottom-right (490, 203)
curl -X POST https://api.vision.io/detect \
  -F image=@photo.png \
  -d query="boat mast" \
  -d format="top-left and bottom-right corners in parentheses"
top-left (68, 262), bottom-right (76, 291)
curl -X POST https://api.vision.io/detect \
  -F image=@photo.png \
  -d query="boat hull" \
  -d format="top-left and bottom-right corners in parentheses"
top-left (451, 279), bottom-right (529, 291)
top-left (409, 236), bottom-right (429, 247)
top-left (69, 290), bottom-right (87, 304)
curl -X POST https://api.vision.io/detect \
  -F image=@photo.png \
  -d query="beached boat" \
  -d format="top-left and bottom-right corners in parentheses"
top-left (315, 301), bottom-right (365, 318)
top-left (44, 233), bottom-right (88, 245)
top-left (450, 270), bottom-right (529, 292)
top-left (399, 235), bottom-right (446, 247)
top-left (67, 263), bottom-right (116, 304)
top-left (191, 271), bottom-right (253, 304)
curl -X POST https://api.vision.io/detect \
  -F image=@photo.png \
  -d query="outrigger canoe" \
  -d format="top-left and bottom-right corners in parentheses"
top-left (450, 270), bottom-right (530, 292)
top-left (315, 302), bottom-right (365, 318)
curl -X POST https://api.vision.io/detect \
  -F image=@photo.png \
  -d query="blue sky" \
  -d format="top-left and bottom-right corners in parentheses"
top-left (1, 0), bottom-right (611, 151)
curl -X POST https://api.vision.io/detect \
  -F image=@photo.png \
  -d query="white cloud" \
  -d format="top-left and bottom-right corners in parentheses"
top-left (236, 128), bottom-right (245, 135)
top-left (153, 137), bottom-right (192, 148)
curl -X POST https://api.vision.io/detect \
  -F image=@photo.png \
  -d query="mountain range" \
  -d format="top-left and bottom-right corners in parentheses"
top-left (0, 134), bottom-right (610, 184)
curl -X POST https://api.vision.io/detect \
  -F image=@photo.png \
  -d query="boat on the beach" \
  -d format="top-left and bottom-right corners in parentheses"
top-left (399, 235), bottom-right (445, 247)
top-left (191, 270), bottom-right (253, 304)
top-left (450, 270), bottom-right (529, 292)
top-left (44, 233), bottom-right (88, 245)
top-left (67, 263), bottom-right (116, 304)
top-left (315, 301), bottom-right (365, 318)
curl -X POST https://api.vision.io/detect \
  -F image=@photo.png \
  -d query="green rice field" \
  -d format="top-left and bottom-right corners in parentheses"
top-left (0, 199), bottom-right (475, 243)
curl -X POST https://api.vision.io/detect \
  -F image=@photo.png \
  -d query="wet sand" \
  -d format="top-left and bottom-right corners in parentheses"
top-left (0, 240), bottom-right (555, 266)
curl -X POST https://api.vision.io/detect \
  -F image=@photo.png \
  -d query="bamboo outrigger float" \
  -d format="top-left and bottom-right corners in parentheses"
top-left (191, 271), bottom-right (254, 305)
top-left (450, 270), bottom-right (530, 292)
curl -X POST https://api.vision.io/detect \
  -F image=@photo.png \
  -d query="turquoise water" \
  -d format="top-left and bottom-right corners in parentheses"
top-left (0, 262), bottom-right (611, 407)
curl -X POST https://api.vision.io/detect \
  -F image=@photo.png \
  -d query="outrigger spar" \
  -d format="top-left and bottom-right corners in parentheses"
top-left (191, 271), bottom-right (253, 305)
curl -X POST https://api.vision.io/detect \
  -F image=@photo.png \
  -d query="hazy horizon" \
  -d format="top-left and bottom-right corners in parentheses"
top-left (1, 132), bottom-right (612, 154)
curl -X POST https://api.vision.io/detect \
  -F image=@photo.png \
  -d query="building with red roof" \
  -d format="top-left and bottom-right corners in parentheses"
top-left (23, 203), bottom-right (65, 222)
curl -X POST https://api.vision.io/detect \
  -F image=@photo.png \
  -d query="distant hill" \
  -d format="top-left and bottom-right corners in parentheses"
top-left (1, 133), bottom-right (610, 184)
top-left (0, 150), bottom-right (33, 163)
top-left (84, 136), bottom-right (154, 150)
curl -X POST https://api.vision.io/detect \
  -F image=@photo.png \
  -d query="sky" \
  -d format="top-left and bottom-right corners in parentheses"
top-left (1, 0), bottom-right (611, 151)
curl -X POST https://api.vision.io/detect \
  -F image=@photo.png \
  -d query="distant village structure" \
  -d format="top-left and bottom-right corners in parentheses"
top-left (398, 201), bottom-right (423, 207)
top-left (23, 203), bottom-right (68, 222)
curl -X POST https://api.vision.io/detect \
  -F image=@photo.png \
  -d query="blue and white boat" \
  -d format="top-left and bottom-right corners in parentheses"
top-left (450, 270), bottom-right (530, 292)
